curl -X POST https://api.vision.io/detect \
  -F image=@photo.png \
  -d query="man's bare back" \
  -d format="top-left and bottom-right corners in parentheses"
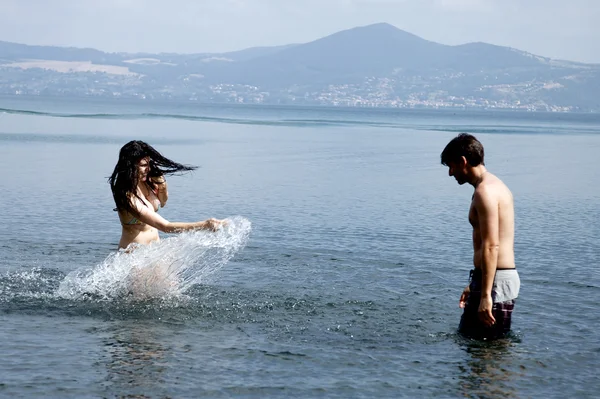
top-left (469, 172), bottom-right (515, 271)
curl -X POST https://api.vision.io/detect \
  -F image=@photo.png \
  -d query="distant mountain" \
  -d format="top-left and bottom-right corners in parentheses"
top-left (204, 23), bottom-right (550, 86)
top-left (0, 40), bottom-right (123, 64)
top-left (1, 23), bottom-right (599, 111)
top-left (221, 44), bottom-right (300, 62)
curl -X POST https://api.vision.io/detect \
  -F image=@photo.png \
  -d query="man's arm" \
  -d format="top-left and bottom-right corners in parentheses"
top-left (474, 187), bottom-right (500, 326)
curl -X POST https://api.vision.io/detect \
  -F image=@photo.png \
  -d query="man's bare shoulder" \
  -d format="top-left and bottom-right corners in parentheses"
top-left (475, 173), bottom-right (512, 203)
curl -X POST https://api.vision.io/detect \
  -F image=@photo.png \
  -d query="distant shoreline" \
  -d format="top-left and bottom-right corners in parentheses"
top-left (1, 93), bottom-right (597, 115)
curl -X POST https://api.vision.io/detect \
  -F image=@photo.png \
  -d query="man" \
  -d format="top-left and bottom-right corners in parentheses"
top-left (441, 133), bottom-right (520, 339)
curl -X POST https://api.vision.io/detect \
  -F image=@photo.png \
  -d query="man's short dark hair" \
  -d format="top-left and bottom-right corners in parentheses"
top-left (441, 133), bottom-right (485, 167)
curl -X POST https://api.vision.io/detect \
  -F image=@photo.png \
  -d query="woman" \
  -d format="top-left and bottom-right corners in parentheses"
top-left (109, 140), bottom-right (224, 250)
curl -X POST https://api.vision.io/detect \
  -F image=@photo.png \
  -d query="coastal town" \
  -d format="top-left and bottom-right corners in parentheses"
top-left (0, 66), bottom-right (576, 112)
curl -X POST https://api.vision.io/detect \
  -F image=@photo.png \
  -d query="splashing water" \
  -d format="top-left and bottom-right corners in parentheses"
top-left (57, 216), bottom-right (251, 301)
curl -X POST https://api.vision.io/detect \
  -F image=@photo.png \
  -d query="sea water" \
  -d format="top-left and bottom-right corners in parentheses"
top-left (0, 96), bottom-right (599, 398)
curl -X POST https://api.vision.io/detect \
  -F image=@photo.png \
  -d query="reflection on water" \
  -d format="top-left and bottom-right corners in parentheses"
top-left (102, 322), bottom-right (171, 397)
top-left (457, 336), bottom-right (523, 399)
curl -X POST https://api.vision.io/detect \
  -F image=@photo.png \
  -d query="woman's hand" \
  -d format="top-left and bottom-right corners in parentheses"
top-left (203, 218), bottom-right (226, 231)
top-left (150, 176), bottom-right (167, 191)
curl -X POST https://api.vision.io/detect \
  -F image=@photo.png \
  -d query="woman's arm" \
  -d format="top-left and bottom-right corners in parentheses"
top-left (131, 197), bottom-right (222, 233)
top-left (150, 176), bottom-right (168, 207)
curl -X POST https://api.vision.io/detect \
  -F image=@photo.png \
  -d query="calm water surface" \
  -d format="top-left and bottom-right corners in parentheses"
top-left (1, 97), bottom-right (599, 398)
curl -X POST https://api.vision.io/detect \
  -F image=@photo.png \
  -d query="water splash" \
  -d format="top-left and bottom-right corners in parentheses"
top-left (0, 268), bottom-right (62, 302)
top-left (56, 216), bottom-right (251, 301)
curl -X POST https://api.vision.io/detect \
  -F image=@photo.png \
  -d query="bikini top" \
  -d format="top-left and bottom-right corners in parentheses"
top-left (121, 189), bottom-right (161, 226)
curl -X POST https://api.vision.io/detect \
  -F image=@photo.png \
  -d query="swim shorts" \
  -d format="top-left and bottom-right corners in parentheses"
top-left (458, 268), bottom-right (520, 340)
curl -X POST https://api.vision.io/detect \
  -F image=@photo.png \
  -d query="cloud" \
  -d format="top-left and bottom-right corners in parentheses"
top-left (433, 0), bottom-right (493, 11)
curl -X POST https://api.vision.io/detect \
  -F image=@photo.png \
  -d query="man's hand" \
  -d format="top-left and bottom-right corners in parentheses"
top-left (478, 294), bottom-right (496, 327)
top-left (459, 285), bottom-right (470, 308)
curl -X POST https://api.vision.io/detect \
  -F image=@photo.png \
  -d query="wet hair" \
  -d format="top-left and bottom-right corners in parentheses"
top-left (440, 133), bottom-right (485, 167)
top-left (108, 140), bottom-right (197, 215)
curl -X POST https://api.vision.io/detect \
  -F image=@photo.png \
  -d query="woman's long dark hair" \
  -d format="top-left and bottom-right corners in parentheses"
top-left (108, 140), bottom-right (197, 216)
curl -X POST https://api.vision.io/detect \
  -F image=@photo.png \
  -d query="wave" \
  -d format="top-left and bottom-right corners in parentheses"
top-left (424, 125), bottom-right (600, 136)
top-left (2, 106), bottom-right (599, 135)
top-left (0, 106), bottom-right (396, 128)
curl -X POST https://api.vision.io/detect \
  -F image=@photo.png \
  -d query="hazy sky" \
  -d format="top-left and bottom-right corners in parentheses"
top-left (1, 0), bottom-right (598, 63)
